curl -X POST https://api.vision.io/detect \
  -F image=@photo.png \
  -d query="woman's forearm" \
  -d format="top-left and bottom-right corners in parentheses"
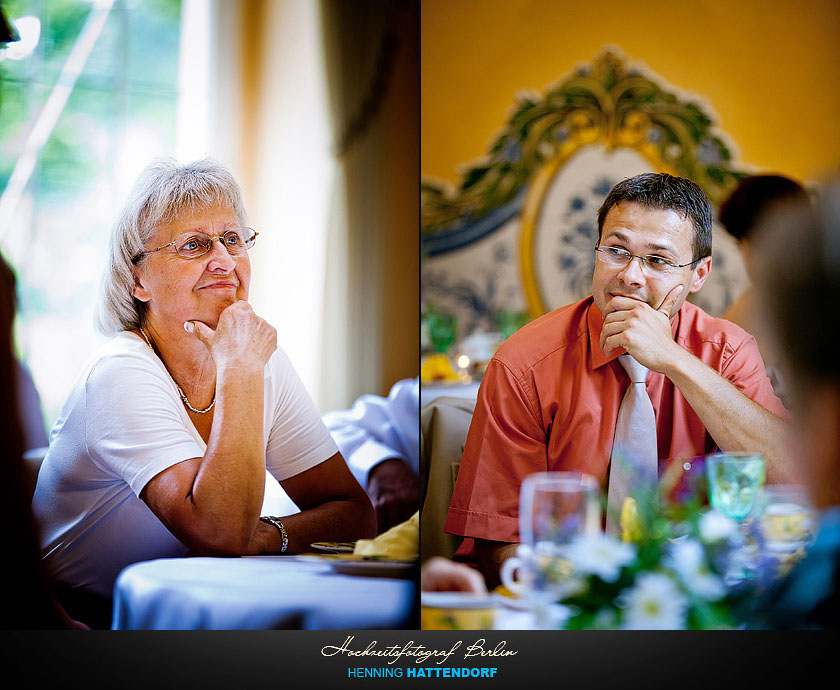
top-left (187, 365), bottom-right (267, 551)
top-left (275, 494), bottom-right (377, 553)
top-left (245, 452), bottom-right (378, 554)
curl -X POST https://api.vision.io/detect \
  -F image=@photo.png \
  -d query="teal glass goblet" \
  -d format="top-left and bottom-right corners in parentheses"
top-left (706, 452), bottom-right (766, 585)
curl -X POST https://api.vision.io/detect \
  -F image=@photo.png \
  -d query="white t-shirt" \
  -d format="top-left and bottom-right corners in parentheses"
top-left (32, 332), bottom-right (338, 597)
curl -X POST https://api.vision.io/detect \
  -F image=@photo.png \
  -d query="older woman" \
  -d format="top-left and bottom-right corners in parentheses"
top-left (32, 158), bottom-right (376, 627)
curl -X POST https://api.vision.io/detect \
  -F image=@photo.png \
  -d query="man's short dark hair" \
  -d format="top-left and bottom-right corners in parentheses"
top-left (718, 174), bottom-right (807, 243)
top-left (597, 173), bottom-right (713, 261)
top-left (756, 182), bottom-right (840, 387)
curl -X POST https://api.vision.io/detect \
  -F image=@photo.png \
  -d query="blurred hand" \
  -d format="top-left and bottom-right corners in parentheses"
top-left (421, 557), bottom-right (487, 593)
top-left (187, 300), bottom-right (277, 372)
top-left (367, 458), bottom-right (419, 533)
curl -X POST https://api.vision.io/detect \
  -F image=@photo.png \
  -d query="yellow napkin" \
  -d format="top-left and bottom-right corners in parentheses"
top-left (420, 353), bottom-right (459, 382)
top-left (353, 511), bottom-right (419, 560)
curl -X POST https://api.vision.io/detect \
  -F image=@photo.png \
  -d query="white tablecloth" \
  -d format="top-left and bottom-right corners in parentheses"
top-left (112, 555), bottom-right (415, 630)
top-left (420, 381), bottom-right (480, 408)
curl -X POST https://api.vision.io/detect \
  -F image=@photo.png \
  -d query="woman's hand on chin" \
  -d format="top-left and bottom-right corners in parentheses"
top-left (186, 300), bottom-right (277, 372)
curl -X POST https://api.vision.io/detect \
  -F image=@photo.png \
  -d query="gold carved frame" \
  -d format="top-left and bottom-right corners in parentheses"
top-left (421, 50), bottom-right (750, 318)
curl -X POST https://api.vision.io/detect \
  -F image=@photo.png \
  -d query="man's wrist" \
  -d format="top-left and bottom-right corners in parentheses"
top-left (661, 344), bottom-right (715, 393)
top-left (658, 340), bottom-right (694, 380)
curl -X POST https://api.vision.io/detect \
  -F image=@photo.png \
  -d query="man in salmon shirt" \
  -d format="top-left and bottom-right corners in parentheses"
top-left (445, 172), bottom-right (792, 587)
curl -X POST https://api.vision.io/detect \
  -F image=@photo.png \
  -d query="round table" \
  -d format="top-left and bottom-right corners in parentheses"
top-left (112, 554), bottom-right (416, 630)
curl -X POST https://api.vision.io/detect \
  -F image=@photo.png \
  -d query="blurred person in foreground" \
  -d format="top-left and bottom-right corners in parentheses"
top-left (719, 174), bottom-right (809, 404)
top-left (323, 377), bottom-right (419, 533)
top-left (446, 173), bottom-right (792, 588)
top-left (748, 180), bottom-right (840, 628)
top-left (420, 557), bottom-right (486, 594)
top-left (0, 254), bottom-right (83, 629)
top-left (32, 158), bottom-right (375, 628)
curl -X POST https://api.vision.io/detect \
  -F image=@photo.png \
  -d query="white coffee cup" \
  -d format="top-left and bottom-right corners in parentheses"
top-left (501, 472), bottom-right (601, 600)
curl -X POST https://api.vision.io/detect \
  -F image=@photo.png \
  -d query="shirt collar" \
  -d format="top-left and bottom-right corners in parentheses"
top-left (587, 298), bottom-right (682, 370)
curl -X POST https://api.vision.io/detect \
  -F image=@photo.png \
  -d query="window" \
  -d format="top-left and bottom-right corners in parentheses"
top-left (0, 0), bottom-right (184, 429)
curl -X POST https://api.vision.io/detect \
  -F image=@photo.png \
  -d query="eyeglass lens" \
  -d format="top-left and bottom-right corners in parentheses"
top-left (596, 247), bottom-right (674, 273)
top-left (176, 229), bottom-right (256, 258)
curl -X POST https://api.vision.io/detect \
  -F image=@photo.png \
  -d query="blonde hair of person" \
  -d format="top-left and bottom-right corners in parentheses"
top-left (95, 157), bottom-right (247, 336)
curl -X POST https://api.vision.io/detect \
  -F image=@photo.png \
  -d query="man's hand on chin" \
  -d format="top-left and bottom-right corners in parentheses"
top-left (600, 284), bottom-right (685, 373)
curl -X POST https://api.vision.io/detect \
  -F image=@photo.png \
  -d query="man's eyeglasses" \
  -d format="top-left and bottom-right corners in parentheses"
top-left (594, 246), bottom-right (702, 276)
top-left (133, 228), bottom-right (259, 263)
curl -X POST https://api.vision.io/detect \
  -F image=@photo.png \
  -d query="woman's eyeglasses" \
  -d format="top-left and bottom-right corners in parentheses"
top-left (133, 228), bottom-right (259, 263)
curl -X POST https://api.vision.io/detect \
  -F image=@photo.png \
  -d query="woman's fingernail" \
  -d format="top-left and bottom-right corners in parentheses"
top-left (184, 321), bottom-right (194, 333)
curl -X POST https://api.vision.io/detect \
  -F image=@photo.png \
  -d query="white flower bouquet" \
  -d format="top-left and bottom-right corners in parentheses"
top-left (556, 495), bottom-right (742, 629)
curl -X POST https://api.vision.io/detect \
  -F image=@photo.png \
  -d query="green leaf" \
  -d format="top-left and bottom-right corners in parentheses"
top-left (459, 165), bottom-right (491, 191)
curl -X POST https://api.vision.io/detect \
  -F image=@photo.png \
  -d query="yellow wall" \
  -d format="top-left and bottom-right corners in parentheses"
top-left (421, 0), bottom-right (840, 187)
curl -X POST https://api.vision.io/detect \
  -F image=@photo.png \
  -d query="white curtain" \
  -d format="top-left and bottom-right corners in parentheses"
top-left (197, 0), bottom-right (335, 410)
top-left (317, 0), bottom-right (420, 410)
top-left (196, 0), bottom-right (418, 412)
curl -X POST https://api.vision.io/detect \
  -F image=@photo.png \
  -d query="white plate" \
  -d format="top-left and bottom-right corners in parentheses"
top-left (421, 591), bottom-right (495, 608)
top-left (309, 541), bottom-right (356, 553)
top-left (491, 592), bottom-right (531, 611)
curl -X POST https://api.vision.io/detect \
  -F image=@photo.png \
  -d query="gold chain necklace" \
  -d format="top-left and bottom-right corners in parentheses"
top-left (139, 326), bottom-right (216, 414)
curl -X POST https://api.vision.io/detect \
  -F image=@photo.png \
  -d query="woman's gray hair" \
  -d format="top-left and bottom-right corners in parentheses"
top-left (95, 157), bottom-right (248, 336)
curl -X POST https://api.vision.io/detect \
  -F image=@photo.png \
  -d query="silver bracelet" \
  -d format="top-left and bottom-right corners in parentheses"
top-left (259, 515), bottom-right (289, 553)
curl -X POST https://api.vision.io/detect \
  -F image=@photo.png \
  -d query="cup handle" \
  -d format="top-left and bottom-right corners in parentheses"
top-left (500, 556), bottom-right (526, 595)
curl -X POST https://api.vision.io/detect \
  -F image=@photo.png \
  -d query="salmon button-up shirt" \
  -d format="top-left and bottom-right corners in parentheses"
top-left (445, 296), bottom-right (787, 545)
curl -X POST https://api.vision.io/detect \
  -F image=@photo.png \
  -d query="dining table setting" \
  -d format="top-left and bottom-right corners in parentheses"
top-left (421, 451), bottom-right (817, 630)
top-left (111, 512), bottom-right (419, 630)
top-left (420, 306), bottom-right (522, 408)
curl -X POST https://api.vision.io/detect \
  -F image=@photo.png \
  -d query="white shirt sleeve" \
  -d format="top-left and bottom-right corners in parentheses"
top-left (83, 346), bottom-right (205, 497)
top-left (322, 377), bottom-right (420, 487)
top-left (264, 347), bottom-right (339, 481)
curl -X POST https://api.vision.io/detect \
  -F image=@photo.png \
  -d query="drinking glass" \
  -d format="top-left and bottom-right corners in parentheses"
top-left (501, 472), bottom-right (601, 625)
top-left (705, 452), bottom-right (766, 584)
top-left (427, 312), bottom-right (458, 354)
top-left (758, 484), bottom-right (816, 578)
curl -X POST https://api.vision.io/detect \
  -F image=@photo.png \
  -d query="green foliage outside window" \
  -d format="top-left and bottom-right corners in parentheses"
top-left (0, 0), bottom-right (183, 430)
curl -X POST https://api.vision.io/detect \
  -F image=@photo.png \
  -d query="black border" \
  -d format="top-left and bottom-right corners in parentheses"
top-left (2, 630), bottom-right (837, 688)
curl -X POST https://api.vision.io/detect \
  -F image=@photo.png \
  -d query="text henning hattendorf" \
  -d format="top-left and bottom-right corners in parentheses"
top-left (321, 636), bottom-right (517, 665)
